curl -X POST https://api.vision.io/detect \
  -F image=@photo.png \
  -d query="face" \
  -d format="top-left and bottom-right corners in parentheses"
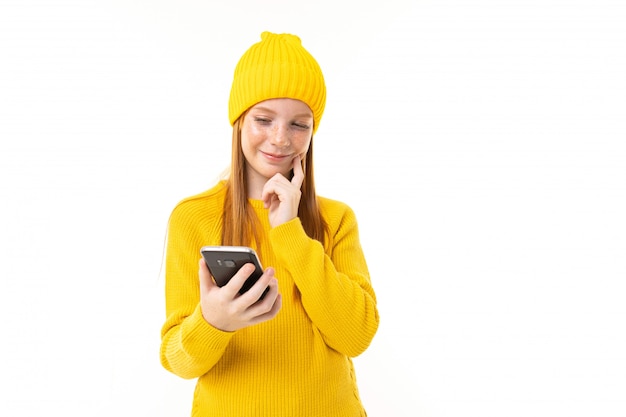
top-left (241, 98), bottom-right (313, 192)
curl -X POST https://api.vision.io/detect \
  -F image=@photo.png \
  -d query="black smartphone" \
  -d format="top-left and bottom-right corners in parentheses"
top-left (200, 246), bottom-right (265, 295)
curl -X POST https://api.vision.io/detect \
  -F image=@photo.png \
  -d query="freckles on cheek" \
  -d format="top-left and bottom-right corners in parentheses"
top-left (248, 124), bottom-right (268, 140)
top-left (299, 140), bottom-right (312, 155)
top-left (242, 125), bottom-right (264, 149)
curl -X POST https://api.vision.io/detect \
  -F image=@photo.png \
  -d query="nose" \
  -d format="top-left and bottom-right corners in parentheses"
top-left (270, 124), bottom-right (290, 148)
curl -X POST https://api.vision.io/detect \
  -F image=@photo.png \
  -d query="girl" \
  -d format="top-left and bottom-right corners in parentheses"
top-left (160, 31), bottom-right (379, 416)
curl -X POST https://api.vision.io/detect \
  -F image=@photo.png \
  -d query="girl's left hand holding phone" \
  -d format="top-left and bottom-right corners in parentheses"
top-left (198, 259), bottom-right (282, 332)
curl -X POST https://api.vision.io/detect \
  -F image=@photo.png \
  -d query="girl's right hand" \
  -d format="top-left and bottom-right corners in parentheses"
top-left (198, 258), bottom-right (282, 332)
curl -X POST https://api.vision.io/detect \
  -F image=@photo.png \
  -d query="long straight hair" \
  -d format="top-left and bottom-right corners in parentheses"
top-left (222, 115), bottom-right (328, 249)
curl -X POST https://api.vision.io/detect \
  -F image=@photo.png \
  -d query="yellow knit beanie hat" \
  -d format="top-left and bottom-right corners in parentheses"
top-left (228, 32), bottom-right (326, 134)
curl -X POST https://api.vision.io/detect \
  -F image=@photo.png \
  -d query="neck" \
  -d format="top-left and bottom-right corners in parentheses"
top-left (246, 175), bottom-right (265, 200)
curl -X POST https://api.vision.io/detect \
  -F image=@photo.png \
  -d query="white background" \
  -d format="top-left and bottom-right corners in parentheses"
top-left (1, 1), bottom-right (625, 416)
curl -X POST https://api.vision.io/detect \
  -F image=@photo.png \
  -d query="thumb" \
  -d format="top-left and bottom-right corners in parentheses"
top-left (198, 258), bottom-right (216, 293)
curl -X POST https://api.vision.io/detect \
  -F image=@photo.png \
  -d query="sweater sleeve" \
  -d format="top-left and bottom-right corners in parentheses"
top-left (269, 203), bottom-right (379, 357)
top-left (159, 198), bottom-right (235, 379)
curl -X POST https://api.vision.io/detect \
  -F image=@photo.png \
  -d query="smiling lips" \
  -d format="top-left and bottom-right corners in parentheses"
top-left (261, 151), bottom-right (292, 162)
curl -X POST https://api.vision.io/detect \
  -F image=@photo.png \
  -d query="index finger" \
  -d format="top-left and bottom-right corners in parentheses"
top-left (291, 155), bottom-right (304, 188)
top-left (222, 263), bottom-right (256, 297)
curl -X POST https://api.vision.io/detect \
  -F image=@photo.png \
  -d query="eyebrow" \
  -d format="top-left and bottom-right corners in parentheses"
top-left (252, 106), bottom-right (312, 119)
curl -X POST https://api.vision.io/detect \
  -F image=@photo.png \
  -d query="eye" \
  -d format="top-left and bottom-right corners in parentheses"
top-left (292, 122), bottom-right (311, 130)
top-left (254, 117), bottom-right (271, 124)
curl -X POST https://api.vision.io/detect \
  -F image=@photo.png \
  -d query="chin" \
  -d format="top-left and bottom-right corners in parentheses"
top-left (262, 165), bottom-right (290, 178)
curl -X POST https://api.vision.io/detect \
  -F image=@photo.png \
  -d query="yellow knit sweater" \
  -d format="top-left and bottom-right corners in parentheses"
top-left (160, 181), bottom-right (379, 416)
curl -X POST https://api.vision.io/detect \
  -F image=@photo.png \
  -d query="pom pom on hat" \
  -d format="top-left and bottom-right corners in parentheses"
top-left (228, 32), bottom-right (326, 134)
